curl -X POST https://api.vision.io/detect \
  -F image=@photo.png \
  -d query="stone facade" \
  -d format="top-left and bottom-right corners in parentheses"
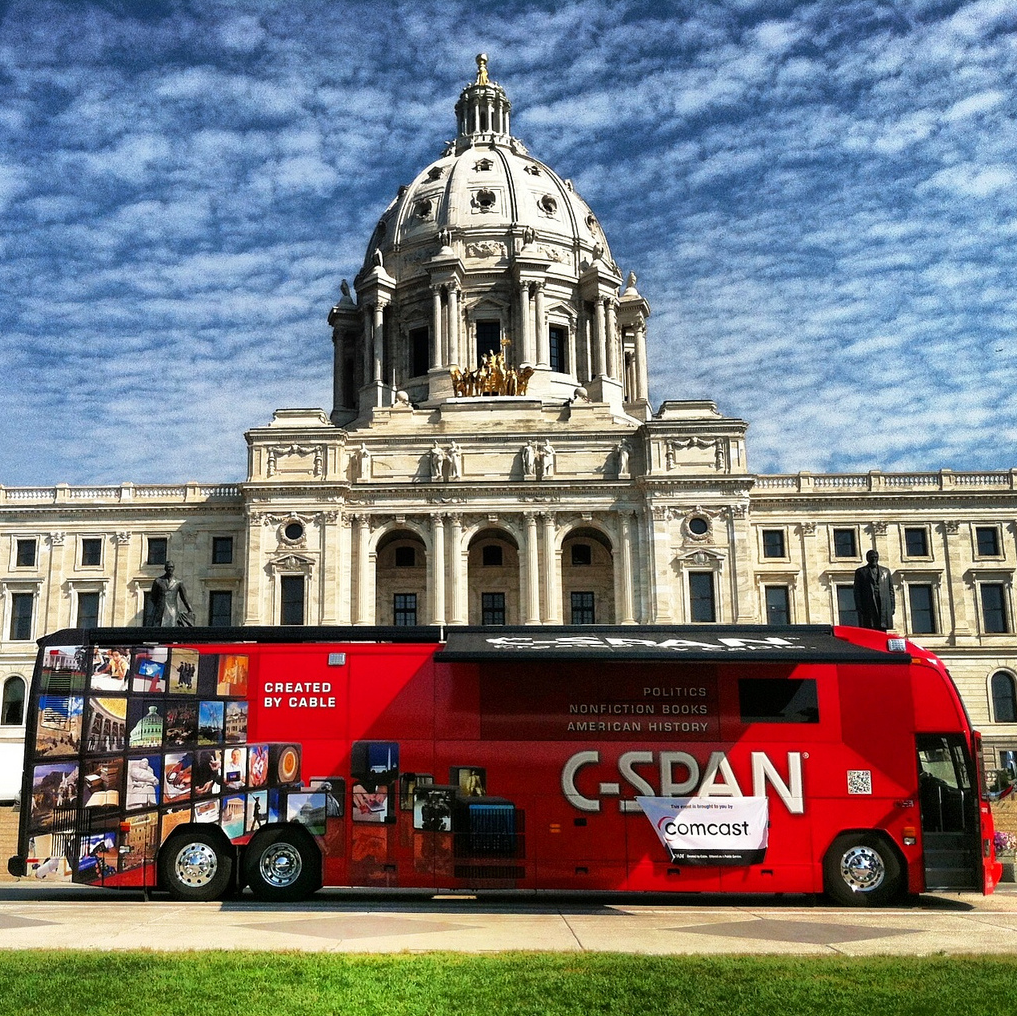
top-left (1, 58), bottom-right (1015, 798)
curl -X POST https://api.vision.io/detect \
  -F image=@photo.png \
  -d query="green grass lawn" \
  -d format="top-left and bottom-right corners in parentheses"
top-left (1, 953), bottom-right (1016, 1016)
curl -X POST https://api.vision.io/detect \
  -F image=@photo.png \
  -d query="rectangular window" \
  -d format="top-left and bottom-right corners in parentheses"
top-left (761, 529), bottom-right (786, 559)
top-left (393, 593), bottom-right (417, 626)
top-left (976, 526), bottom-right (1001, 557)
top-left (10, 593), bottom-right (33, 640)
top-left (688, 572), bottom-right (716, 623)
top-left (739, 678), bottom-right (819, 724)
top-left (81, 538), bottom-right (102, 567)
top-left (832, 528), bottom-right (857, 558)
top-left (410, 326), bottom-right (430, 378)
top-left (570, 591), bottom-right (595, 625)
top-left (280, 576), bottom-right (305, 626)
top-left (15, 539), bottom-right (37, 568)
top-left (211, 536), bottom-right (233, 565)
top-left (76, 592), bottom-right (100, 630)
top-left (147, 537), bottom-right (168, 566)
top-left (764, 585), bottom-right (790, 625)
top-left (836, 585), bottom-right (859, 626)
top-left (904, 527), bottom-right (929, 557)
top-left (548, 325), bottom-right (567, 373)
top-left (570, 543), bottom-right (592, 566)
top-left (476, 320), bottom-right (501, 364)
top-left (981, 583), bottom-right (1009, 634)
top-left (208, 590), bottom-right (233, 628)
top-left (481, 592), bottom-right (505, 626)
top-left (908, 584), bottom-right (937, 635)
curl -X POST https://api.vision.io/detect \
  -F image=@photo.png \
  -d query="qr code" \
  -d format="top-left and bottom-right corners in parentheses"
top-left (847, 770), bottom-right (872, 795)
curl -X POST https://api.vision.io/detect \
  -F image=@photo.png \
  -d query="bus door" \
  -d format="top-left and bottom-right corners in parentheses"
top-left (916, 734), bottom-right (980, 889)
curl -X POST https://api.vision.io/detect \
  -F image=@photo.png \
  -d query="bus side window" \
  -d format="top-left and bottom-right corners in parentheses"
top-left (738, 678), bottom-right (820, 724)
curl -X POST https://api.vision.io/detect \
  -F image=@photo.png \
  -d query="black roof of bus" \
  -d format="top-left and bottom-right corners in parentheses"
top-left (37, 624), bottom-right (911, 664)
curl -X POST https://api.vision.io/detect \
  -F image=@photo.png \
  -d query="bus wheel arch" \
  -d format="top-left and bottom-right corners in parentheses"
top-left (243, 824), bottom-right (322, 902)
top-left (158, 826), bottom-right (235, 902)
top-left (822, 830), bottom-right (906, 907)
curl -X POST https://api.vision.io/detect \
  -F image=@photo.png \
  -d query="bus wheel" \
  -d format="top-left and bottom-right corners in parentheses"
top-left (244, 828), bottom-right (321, 902)
top-left (159, 831), bottom-right (233, 902)
top-left (823, 833), bottom-right (904, 907)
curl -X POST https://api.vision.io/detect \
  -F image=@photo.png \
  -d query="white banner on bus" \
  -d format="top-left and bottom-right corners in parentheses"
top-left (636, 796), bottom-right (769, 866)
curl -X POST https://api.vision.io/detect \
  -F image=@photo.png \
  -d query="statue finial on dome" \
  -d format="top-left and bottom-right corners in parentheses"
top-left (476, 53), bottom-right (489, 85)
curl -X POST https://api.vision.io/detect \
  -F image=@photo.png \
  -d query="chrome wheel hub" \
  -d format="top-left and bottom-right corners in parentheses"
top-left (174, 842), bottom-right (218, 888)
top-left (840, 845), bottom-right (885, 892)
top-left (259, 843), bottom-right (302, 888)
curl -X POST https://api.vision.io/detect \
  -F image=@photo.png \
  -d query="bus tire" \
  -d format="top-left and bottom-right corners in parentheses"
top-left (823, 832), bottom-right (904, 907)
top-left (244, 827), bottom-right (321, 902)
top-left (159, 830), bottom-right (233, 902)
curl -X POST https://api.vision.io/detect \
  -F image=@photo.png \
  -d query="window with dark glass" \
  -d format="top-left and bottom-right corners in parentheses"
top-left (76, 592), bottom-right (100, 630)
top-left (571, 591), bottom-right (595, 625)
top-left (146, 537), bottom-right (168, 566)
top-left (689, 572), bottom-right (716, 623)
top-left (570, 543), bottom-right (592, 566)
top-left (832, 528), bottom-right (857, 558)
top-left (394, 546), bottom-right (416, 568)
top-left (976, 526), bottom-right (1001, 557)
top-left (761, 529), bottom-right (786, 559)
top-left (991, 672), bottom-right (1017, 723)
top-left (481, 592), bottom-right (506, 626)
top-left (739, 678), bottom-right (819, 724)
top-left (81, 538), bottom-right (102, 567)
top-left (212, 536), bottom-right (233, 565)
top-left (394, 593), bottom-right (417, 626)
top-left (836, 585), bottom-right (859, 626)
top-left (1, 677), bottom-right (25, 726)
top-left (476, 320), bottom-right (501, 364)
top-left (688, 516), bottom-right (709, 536)
top-left (548, 325), bottom-right (567, 373)
top-left (482, 544), bottom-right (503, 566)
top-left (764, 585), bottom-right (790, 625)
top-left (15, 539), bottom-right (36, 568)
top-left (904, 527), bottom-right (929, 557)
top-left (10, 593), bottom-right (32, 640)
top-left (908, 584), bottom-right (937, 635)
top-left (981, 583), bottom-right (1009, 633)
top-left (208, 590), bottom-right (233, 627)
top-left (280, 575), bottom-right (305, 626)
top-left (410, 326), bottom-right (430, 378)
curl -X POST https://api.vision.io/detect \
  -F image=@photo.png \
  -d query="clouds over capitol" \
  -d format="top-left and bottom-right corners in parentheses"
top-left (0, 0), bottom-right (1014, 484)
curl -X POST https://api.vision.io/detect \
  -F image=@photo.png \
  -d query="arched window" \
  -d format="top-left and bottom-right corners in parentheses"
top-left (991, 671), bottom-right (1017, 723)
top-left (1, 677), bottom-right (26, 726)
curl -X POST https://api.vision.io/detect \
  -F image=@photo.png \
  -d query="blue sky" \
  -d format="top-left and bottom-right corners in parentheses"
top-left (1, 0), bottom-right (1014, 485)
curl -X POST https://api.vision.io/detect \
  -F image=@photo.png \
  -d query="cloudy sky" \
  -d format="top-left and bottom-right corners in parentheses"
top-left (1, 0), bottom-right (1014, 486)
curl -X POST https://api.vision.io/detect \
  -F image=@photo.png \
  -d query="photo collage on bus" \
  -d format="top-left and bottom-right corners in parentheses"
top-left (25, 643), bottom-right (303, 886)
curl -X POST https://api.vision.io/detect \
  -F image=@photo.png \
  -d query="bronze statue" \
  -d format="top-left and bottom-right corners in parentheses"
top-left (149, 561), bottom-right (194, 627)
top-left (852, 550), bottom-right (895, 631)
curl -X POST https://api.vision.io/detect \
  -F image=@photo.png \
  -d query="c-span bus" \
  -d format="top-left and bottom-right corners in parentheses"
top-left (8, 624), bottom-right (1001, 906)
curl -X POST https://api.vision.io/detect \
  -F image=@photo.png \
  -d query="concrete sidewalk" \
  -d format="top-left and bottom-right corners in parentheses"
top-left (0, 884), bottom-right (1015, 954)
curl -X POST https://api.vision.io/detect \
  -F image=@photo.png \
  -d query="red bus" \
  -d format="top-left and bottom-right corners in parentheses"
top-left (8, 624), bottom-right (1001, 906)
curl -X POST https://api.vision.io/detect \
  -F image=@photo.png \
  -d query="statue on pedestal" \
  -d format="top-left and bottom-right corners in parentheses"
top-left (852, 550), bottom-right (895, 631)
top-left (149, 562), bottom-right (194, 627)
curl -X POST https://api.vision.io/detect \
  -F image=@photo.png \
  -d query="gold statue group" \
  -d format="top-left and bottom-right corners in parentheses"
top-left (450, 350), bottom-right (535, 398)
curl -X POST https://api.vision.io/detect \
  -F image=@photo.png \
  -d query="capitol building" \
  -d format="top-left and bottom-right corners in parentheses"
top-left (1, 58), bottom-right (1015, 796)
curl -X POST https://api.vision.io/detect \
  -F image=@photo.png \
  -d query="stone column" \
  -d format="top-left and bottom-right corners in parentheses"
top-left (448, 283), bottom-right (461, 367)
top-left (243, 512), bottom-right (264, 624)
top-left (593, 298), bottom-right (607, 378)
top-left (337, 514), bottom-right (353, 625)
top-left (619, 513), bottom-right (636, 624)
top-left (431, 286), bottom-right (443, 369)
top-left (605, 298), bottom-right (618, 379)
top-left (320, 511), bottom-right (339, 625)
top-left (431, 512), bottom-right (447, 625)
top-left (518, 282), bottom-right (533, 364)
top-left (362, 306), bottom-right (374, 385)
top-left (648, 506), bottom-right (674, 622)
top-left (524, 512), bottom-right (540, 624)
top-left (534, 282), bottom-right (548, 367)
top-left (542, 512), bottom-right (561, 623)
top-left (354, 514), bottom-right (371, 624)
top-left (449, 513), bottom-right (467, 624)
top-left (372, 304), bottom-right (385, 382)
top-left (635, 322), bottom-right (649, 402)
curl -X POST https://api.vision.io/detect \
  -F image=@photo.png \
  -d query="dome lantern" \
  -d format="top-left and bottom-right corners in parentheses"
top-left (453, 54), bottom-right (512, 153)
